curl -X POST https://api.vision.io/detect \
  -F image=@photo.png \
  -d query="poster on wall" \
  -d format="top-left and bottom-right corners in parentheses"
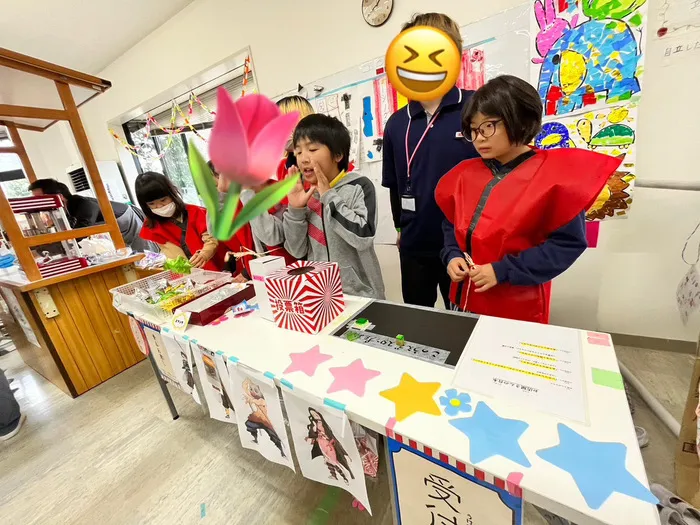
top-left (160, 330), bottom-right (201, 404)
top-left (534, 104), bottom-right (637, 220)
top-left (388, 438), bottom-right (523, 525)
top-left (142, 325), bottom-right (179, 385)
top-left (228, 364), bottom-right (295, 471)
top-left (191, 344), bottom-right (235, 423)
top-left (282, 388), bottom-right (371, 513)
top-left (529, 0), bottom-right (647, 220)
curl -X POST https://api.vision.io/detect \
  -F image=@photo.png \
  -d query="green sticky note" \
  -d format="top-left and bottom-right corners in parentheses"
top-left (592, 368), bottom-right (624, 390)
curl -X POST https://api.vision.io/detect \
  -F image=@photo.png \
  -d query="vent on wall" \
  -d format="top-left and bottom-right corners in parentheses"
top-left (68, 167), bottom-right (90, 193)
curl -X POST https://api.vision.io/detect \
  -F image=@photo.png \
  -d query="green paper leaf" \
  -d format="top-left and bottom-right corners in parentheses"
top-left (188, 145), bottom-right (219, 218)
top-left (227, 176), bottom-right (299, 238)
top-left (214, 182), bottom-right (242, 240)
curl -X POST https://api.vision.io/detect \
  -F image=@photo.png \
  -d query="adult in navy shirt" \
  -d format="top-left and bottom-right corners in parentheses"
top-left (382, 13), bottom-right (479, 308)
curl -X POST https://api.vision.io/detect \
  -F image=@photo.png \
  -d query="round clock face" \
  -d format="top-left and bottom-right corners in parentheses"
top-left (362, 0), bottom-right (393, 27)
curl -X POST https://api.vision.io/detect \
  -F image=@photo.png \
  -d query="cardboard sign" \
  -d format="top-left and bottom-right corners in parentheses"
top-left (387, 439), bottom-right (522, 525)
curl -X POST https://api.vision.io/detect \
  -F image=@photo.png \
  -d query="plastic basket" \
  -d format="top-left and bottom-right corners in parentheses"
top-left (110, 269), bottom-right (232, 320)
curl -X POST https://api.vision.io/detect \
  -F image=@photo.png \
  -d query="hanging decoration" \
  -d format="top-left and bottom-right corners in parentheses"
top-left (110, 56), bottom-right (252, 160)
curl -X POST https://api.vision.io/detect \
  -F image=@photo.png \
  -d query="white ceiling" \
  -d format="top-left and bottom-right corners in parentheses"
top-left (0, 0), bottom-right (195, 74)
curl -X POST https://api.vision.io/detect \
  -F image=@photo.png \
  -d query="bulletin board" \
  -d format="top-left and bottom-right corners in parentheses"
top-left (276, 5), bottom-right (531, 245)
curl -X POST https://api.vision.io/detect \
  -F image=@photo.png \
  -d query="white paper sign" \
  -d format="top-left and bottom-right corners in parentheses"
top-left (677, 264), bottom-right (700, 324)
top-left (452, 316), bottom-right (587, 423)
top-left (228, 365), bottom-right (295, 471)
top-left (142, 326), bottom-right (179, 385)
top-left (389, 440), bottom-right (522, 525)
top-left (282, 389), bottom-right (371, 514)
top-left (160, 330), bottom-right (200, 404)
top-left (192, 344), bottom-right (235, 423)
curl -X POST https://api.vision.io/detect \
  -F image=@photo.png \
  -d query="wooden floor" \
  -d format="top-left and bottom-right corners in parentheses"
top-left (0, 343), bottom-right (682, 525)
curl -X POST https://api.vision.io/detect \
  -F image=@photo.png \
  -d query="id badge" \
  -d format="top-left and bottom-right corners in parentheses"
top-left (401, 195), bottom-right (416, 212)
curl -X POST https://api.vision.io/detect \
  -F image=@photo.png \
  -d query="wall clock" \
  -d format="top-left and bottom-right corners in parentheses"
top-left (362, 0), bottom-right (394, 27)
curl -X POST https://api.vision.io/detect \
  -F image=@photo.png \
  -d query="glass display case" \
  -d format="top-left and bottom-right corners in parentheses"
top-left (8, 195), bottom-right (88, 278)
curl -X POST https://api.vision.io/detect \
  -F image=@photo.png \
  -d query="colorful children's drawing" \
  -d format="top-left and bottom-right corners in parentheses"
top-left (536, 104), bottom-right (638, 220)
top-left (530, 0), bottom-right (647, 116)
top-left (192, 345), bottom-right (235, 423)
top-left (282, 389), bottom-right (371, 513)
top-left (533, 0), bottom-right (573, 64)
top-left (228, 364), bottom-right (294, 471)
top-left (538, 19), bottom-right (641, 115)
top-left (456, 48), bottom-right (486, 90)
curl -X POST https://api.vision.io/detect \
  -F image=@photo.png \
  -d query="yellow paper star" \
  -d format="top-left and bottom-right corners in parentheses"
top-left (380, 373), bottom-right (442, 422)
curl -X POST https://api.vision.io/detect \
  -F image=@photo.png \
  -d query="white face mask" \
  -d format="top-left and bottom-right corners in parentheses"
top-left (150, 202), bottom-right (177, 218)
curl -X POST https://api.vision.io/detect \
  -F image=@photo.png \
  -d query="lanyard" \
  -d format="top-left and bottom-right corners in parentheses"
top-left (405, 110), bottom-right (441, 185)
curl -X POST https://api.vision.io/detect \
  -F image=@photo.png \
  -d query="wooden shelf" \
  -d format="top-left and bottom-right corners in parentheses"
top-left (0, 254), bottom-right (143, 292)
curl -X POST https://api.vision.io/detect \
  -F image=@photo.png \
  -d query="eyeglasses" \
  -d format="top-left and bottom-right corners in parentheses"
top-left (465, 119), bottom-right (502, 142)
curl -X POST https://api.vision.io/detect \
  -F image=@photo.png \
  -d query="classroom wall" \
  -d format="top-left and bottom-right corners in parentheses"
top-left (23, 0), bottom-right (700, 343)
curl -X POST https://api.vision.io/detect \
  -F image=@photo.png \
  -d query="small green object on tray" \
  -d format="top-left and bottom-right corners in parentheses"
top-left (346, 332), bottom-right (360, 342)
top-left (396, 334), bottom-right (405, 347)
top-left (163, 256), bottom-right (193, 275)
top-left (356, 318), bottom-right (368, 326)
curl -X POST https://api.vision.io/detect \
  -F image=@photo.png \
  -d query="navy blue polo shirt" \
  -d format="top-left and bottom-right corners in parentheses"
top-left (382, 87), bottom-right (479, 256)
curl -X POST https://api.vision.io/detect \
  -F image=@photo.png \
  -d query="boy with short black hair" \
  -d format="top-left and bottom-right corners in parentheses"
top-left (382, 12), bottom-right (479, 308)
top-left (283, 114), bottom-right (385, 299)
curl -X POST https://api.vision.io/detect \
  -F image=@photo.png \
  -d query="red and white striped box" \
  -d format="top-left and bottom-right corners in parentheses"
top-left (265, 260), bottom-right (344, 334)
top-left (37, 257), bottom-right (89, 278)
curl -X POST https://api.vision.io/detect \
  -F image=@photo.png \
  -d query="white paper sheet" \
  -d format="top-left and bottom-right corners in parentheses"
top-left (142, 326), bottom-right (178, 386)
top-left (228, 365), bottom-right (295, 471)
top-left (452, 316), bottom-right (587, 423)
top-left (160, 330), bottom-right (200, 404)
top-left (282, 389), bottom-right (371, 514)
top-left (192, 344), bottom-right (235, 423)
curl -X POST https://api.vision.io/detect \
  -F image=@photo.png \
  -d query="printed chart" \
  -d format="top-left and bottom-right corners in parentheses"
top-left (452, 316), bottom-right (587, 423)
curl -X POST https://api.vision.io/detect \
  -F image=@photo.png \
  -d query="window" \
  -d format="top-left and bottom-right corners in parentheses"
top-left (122, 65), bottom-right (252, 206)
top-left (0, 153), bottom-right (29, 198)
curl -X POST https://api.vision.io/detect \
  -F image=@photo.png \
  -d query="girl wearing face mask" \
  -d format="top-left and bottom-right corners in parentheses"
top-left (136, 171), bottom-right (220, 270)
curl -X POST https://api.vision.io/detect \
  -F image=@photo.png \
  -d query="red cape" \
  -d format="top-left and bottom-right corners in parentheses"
top-left (140, 204), bottom-right (222, 272)
top-left (435, 148), bottom-right (620, 323)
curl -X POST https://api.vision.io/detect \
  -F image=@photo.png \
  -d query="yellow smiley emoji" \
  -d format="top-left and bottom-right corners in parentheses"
top-left (385, 26), bottom-right (461, 102)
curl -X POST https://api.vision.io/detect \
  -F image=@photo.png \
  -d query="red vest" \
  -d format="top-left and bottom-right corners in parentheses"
top-left (140, 204), bottom-right (222, 272)
top-left (435, 149), bottom-right (621, 323)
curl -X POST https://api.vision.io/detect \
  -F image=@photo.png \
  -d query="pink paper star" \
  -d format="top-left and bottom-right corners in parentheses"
top-left (284, 345), bottom-right (332, 376)
top-left (327, 359), bottom-right (381, 397)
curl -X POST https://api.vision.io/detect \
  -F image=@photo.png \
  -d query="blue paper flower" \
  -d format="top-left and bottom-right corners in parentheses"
top-left (439, 389), bottom-right (472, 416)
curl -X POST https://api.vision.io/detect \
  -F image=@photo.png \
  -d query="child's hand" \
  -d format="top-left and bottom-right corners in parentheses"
top-left (312, 161), bottom-right (331, 196)
top-left (287, 172), bottom-right (316, 208)
top-left (447, 258), bottom-right (469, 282)
top-left (189, 250), bottom-right (209, 269)
top-left (469, 264), bottom-right (498, 292)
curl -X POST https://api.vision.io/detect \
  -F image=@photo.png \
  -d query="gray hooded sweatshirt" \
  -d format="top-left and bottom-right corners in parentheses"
top-left (282, 171), bottom-right (386, 300)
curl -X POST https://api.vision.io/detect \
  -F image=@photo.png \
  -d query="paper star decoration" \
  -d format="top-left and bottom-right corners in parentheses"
top-left (327, 359), bottom-right (381, 397)
top-left (449, 402), bottom-right (531, 468)
top-left (536, 424), bottom-right (658, 510)
top-left (379, 373), bottom-right (441, 422)
top-left (283, 345), bottom-right (332, 377)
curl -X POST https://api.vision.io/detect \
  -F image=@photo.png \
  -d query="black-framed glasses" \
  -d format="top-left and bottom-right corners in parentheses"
top-left (464, 119), bottom-right (502, 142)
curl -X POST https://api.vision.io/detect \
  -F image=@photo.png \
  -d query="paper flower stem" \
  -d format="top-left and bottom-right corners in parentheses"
top-left (215, 182), bottom-right (241, 240)
top-left (188, 144), bottom-right (219, 213)
top-left (225, 175), bottom-right (299, 239)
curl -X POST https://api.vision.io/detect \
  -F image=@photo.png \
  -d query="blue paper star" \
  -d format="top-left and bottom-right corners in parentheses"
top-left (536, 424), bottom-right (659, 510)
top-left (449, 401), bottom-right (531, 468)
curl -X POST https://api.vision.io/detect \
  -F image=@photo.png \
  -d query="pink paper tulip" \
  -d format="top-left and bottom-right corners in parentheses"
top-left (209, 88), bottom-right (299, 186)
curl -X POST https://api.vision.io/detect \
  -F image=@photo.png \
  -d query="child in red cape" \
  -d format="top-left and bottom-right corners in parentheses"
top-left (436, 76), bottom-right (620, 323)
top-left (136, 171), bottom-right (221, 271)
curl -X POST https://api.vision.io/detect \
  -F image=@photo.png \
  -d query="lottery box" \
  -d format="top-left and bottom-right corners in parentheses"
top-left (265, 260), bottom-right (345, 334)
